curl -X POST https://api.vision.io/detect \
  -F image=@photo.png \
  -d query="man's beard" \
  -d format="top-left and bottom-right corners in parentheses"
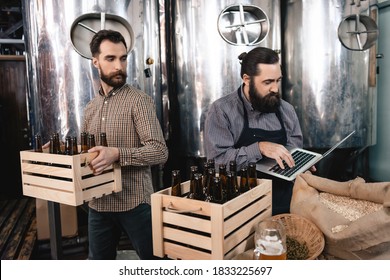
top-left (100, 69), bottom-right (127, 88)
top-left (249, 80), bottom-right (281, 113)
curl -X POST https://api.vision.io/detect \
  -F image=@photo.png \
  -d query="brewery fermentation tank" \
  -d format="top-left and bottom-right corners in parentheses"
top-left (22, 0), bottom-right (280, 185)
top-left (164, 0), bottom-right (281, 160)
top-left (22, 0), bottom-right (378, 184)
top-left (282, 0), bottom-right (378, 148)
top-left (23, 0), bottom-right (163, 143)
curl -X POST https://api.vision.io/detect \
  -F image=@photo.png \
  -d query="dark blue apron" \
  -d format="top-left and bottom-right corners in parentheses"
top-left (235, 88), bottom-right (293, 215)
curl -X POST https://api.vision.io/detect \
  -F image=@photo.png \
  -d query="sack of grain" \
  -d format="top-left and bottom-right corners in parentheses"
top-left (290, 172), bottom-right (390, 260)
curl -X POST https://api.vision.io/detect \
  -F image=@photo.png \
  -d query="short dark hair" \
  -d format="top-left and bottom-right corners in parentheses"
top-left (89, 29), bottom-right (127, 57)
top-left (238, 47), bottom-right (280, 78)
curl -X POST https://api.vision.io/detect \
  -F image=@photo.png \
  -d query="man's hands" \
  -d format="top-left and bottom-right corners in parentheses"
top-left (258, 141), bottom-right (295, 169)
top-left (88, 146), bottom-right (120, 175)
top-left (258, 142), bottom-right (317, 172)
top-left (42, 141), bottom-right (121, 175)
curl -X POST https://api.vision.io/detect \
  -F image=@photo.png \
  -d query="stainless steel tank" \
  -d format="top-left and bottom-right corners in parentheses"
top-left (163, 0), bottom-right (281, 158)
top-left (22, 0), bottom-right (162, 142)
top-left (282, 0), bottom-right (378, 148)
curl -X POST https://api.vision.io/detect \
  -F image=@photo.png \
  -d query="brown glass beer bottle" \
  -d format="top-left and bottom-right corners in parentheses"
top-left (229, 160), bottom-right (239, 195)
top-left (226, 171), bottom-right (238, 201)
top-left (80, 132), bottom-right (88, 153)
top-left (170, 170), bottom-right (182, 197)
top-left (218, 163), bottom-right (228, 203)
top-left (187, 165), bottom-right (198, 199)
top-left (64, 136), bottom-right (72, 155)
top-left (202, 160), bottom-right (209, 192)
top-left (100, 132), bottom-right (108, 147)
top-left (212, 176), bottom-right (223, 204)
top-left (248, 162), bottom-right (258, 189)
top-left (49, 135), bottom-right (57, 154)
top-left (204, 168), bottom-right (215, 202)
top-left (239, 166), bottom-right (249, 193)
top-left (71, 136), bottom-right (78, 155)
top-left (34, 134), bottom-right (43, 153)
top-left (53, 132), bottom-right (62, 154)
top-left (193, 173), bottom-right (204, 201)
top-left (87, 134), bottom-right (96, 149)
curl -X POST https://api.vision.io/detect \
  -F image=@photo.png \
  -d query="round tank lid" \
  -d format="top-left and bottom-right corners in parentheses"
top-left (217, 4), bottom-right (269, 46)
top-left (338, 14), bottom-right (378, 51)
top-left (70, 12), bottom-right (134, 59)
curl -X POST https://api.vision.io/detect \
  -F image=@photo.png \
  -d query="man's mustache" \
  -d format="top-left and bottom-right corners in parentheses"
top-left (266, 92), bottom-right (280, 99)
top-left (110, 71), bottom-right (127, 78)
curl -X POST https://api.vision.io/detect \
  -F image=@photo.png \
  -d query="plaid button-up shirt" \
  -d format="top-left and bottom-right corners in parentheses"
top-left (82, 84), bottom-right (168, 212)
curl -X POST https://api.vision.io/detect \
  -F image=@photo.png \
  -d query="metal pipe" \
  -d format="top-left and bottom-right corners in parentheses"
top-left (0, 39), bottom-right (24, 44)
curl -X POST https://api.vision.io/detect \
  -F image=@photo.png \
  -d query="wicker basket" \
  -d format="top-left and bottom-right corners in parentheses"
top-left (272, 213), bottom-right (325, 260)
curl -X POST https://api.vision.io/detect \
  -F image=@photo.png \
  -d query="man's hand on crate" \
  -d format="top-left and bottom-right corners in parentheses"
top-left (87, 146), bottom-right (120, 175)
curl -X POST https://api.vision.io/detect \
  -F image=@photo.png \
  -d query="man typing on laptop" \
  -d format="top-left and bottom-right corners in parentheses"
top-left (204, 47), bottom-right (315, 215)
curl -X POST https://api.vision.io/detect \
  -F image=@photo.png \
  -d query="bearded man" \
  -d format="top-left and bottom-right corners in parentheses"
top-left (204, 47), bottom-right (305, 215)
top-left (82, 30), bottom-right (168, 260)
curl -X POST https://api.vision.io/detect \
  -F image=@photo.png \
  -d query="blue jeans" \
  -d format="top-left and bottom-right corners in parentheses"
top-left (88, 203), bottom-right (157, 260)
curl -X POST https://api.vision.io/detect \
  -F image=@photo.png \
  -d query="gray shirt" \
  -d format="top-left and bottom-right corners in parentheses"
top-left (204, 86), bottom-right (303, 169)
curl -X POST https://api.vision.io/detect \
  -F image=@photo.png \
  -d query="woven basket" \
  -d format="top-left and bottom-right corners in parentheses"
top-left (272, 213), bottom-right (325, 260)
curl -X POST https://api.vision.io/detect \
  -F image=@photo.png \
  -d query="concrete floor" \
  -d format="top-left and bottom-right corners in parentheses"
top-left (116, 250), bottom-right (140, 260)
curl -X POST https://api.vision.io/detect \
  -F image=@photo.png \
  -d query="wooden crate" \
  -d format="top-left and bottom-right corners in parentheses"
top-left (151, 178), bottom-right (272, 260)
top-left (19, 148), bottom-right (122, 206)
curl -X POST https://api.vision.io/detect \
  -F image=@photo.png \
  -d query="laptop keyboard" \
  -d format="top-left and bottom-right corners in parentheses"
top-left (269, 150), bottom-right (316, 177)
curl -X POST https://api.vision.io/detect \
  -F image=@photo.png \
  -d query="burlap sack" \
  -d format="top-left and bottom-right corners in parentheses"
top-left (290, 172), bottom-right (390, 260)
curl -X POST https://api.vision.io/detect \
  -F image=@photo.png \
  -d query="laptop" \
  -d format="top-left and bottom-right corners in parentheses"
top-left (256, 130), bottom-right (356, 181)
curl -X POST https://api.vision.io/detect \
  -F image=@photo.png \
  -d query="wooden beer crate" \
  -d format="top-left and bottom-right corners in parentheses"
top-left (151, 178), bottom-right (272, 260)
top-left (19, 148), bottom-right (122, 206)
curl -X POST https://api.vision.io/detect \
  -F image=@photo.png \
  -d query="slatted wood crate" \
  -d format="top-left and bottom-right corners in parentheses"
top-left (151, 178), bottom-right (272, 260)
top-left (19, 148), bottom-right (122, 206)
